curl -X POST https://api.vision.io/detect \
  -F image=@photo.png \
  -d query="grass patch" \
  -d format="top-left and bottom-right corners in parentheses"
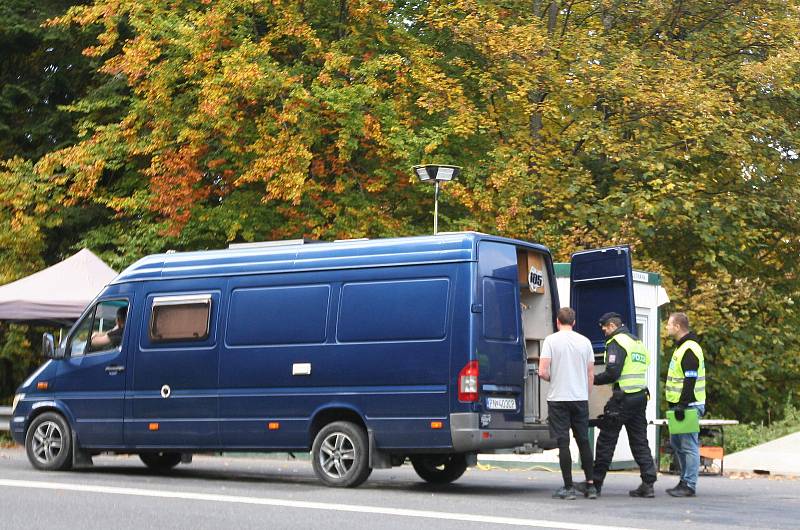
top-left (725, 402), bottom-right (800, 454)
top-left (0, 431), bottom-right (15, 448)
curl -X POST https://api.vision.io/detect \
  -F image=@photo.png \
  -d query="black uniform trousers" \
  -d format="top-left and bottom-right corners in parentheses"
top-left (593, 389), bottom-right (657, 486)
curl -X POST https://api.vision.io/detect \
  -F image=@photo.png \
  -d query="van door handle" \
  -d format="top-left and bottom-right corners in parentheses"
top-left (105, 365), bottom-right (125, 373)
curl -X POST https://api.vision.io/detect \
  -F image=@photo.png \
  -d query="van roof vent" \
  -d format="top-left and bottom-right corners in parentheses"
top-left (228, 239), bottom-right (319, 250)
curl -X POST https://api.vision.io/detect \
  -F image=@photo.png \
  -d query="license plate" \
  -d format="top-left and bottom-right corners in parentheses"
top-left (486, 397), bottom-right (516, 410)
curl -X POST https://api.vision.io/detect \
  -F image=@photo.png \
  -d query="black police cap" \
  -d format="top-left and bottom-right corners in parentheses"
top-left (598, 312), bottom-right (622, 325)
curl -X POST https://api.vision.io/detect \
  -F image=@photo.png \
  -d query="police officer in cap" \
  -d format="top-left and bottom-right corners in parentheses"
top-left (575, 312), bottom-right (657, 498)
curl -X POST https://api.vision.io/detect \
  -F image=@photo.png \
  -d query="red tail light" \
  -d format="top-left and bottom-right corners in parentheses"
top-left (458, 360), bottom-right (479, 402)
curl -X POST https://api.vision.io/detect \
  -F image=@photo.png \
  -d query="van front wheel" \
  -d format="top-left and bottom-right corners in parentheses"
top-left (25, 412), bottom-right (73, 471)
top-left (311, 421), bottom-right (372, 487)
top-left (139, 451), bottom-right (182, 472)
top-left (411, 454), bottom-right (468, 484)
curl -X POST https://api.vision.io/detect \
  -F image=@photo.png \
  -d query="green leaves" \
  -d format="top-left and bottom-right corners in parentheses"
top-left (0, 158), bottom-right (55, 283)
top-left (1, 0), bottom-right (799, 421)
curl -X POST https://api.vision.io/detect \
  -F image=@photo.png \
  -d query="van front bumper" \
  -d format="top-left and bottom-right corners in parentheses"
top-left (10, 416), bottom-right (26, 445)
top-left (449, 412), bottom-right (555, 452)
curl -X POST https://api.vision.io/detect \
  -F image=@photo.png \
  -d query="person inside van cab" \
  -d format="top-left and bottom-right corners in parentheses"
top-left (91, 306), bottom-right (128, 350)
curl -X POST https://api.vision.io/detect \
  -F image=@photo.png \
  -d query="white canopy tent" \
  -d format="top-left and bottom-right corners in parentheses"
top-left (0, 249), bottom-right (117, 322)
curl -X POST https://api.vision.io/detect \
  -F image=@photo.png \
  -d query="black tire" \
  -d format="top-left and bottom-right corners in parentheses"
top-left (311, 421), bottom-right (372, 487)
top-left (139, 451), bottom-right (182, 471)
top-left (25, 412), bottom-right (73, 471)
top-left (410, 454), bottom-right (468, 484)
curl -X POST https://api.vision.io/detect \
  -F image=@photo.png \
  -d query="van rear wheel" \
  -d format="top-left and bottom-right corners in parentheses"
top-left (25, 412), bottom-right (73, 471)
top-left (410, 454), bottom-right (468, 484)
top-left (311, 421), bottom-right (372, 487)
top-left (139, 451), bottom-right (182, 471)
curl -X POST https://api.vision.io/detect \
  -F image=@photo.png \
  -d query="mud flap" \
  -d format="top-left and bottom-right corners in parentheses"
top-left (368, 429), bottom-right (392, 469)
top-left (71, 430), bottom-right (93, 468)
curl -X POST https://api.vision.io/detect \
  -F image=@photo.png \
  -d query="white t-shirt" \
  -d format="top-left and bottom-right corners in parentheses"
top-left (541, 329), bottom-right (594, 401)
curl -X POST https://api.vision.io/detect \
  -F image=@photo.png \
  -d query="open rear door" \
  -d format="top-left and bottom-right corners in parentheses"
top-left (569, 246), bottom-right (636, 355)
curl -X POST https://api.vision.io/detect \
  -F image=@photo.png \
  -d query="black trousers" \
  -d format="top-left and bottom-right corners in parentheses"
top-left (593, 390), bottom-right (657, 486)
top-left (548, 400), bottom-right (593, 487)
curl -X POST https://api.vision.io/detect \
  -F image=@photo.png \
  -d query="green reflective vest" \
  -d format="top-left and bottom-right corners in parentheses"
top-left (665, 339), bottom-right (706, 404)
top-left (605, 333), bottom-right (649, 393)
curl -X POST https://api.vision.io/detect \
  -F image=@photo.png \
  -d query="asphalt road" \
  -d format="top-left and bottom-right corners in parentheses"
top-left (1, 446), bottom-right (798, 530)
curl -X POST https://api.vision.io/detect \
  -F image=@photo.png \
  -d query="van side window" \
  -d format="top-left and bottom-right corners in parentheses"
top-left (68, 310), bottom-right (95, 357)
top-left (338, 279), bottom-right (449, 342)
top-left (69, 299), bottom-right (129, 356)
top-left (227, 285), bottom-right (329, 346)
top-left (149, 294), bottom-right (211, 342)
top-left (89, 300), bottom-right (129, 353)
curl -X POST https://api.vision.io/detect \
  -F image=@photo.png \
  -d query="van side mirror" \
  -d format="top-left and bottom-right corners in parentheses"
top-left (42, 333), bottom-right (55, 358)
top-left (42, 333), bottom-right (64, 359)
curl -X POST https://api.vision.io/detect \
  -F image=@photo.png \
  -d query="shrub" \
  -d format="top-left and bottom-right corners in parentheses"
top-left (724, 401), bottom-right (800, 454)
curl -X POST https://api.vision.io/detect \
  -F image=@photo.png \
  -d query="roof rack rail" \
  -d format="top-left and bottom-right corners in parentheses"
top-left (228, 239), bottom-right (320, 250)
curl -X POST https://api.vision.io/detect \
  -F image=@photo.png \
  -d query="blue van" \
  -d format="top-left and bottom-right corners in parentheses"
top-left (10, 233), bottom-right (635, 487)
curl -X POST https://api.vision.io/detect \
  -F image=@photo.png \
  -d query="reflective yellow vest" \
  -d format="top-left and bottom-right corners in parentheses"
top-left (605, 333), bottom-right (649, 393)
top-left (665, 339), bottom-right (706, 404)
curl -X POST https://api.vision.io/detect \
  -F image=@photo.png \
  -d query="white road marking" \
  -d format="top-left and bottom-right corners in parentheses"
top-left (0, 478), bottom-right (645, 530)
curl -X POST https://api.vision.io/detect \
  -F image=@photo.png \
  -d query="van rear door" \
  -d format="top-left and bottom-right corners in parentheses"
top-left (569, 246), bottom-right (636, 355)
top-left (475, 241), bottom-right (525, 424)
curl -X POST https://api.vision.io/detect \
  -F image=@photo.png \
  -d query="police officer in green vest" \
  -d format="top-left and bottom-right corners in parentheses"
top-left (665, 312), bottom-right (706, 497)
top-left (576, 312), bottom-right (657, 498)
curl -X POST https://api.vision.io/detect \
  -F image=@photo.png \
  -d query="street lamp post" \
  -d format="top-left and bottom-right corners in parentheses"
top-left (413, 164), bottom-right (461, 235)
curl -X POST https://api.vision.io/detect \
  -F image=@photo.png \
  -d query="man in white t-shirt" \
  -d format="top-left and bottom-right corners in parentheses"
top-left (539, 307), bottom-right (596, 500)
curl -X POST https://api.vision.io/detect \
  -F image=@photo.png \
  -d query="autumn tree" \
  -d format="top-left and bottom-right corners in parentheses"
top-left (1, 0), bottom-right (798, 421)
top-left (415, 0), bottom-right (800, 420)
top-left (0, 0), bottom-right (109, 399)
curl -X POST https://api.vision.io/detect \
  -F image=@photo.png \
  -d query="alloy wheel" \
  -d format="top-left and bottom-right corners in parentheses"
top-left (318, 432), bottom-right (357, 479)
top-left (31, 420), bottom-right (64, 465)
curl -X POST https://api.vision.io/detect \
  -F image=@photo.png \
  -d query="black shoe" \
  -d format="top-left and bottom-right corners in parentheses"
top-left (575, 481), bottom-right (600, 498)
top-left (553, 486), bottom-right (577, 500)
top-left (665, 480), bottom-right (686, 496)
top-left (667, 483), bottom-right (696, 497)
top-left (629, 482), bottom-right (655, 498)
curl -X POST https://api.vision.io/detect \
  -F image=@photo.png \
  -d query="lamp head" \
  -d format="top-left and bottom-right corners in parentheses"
top-left (413, 164), bottom-right (461, 182)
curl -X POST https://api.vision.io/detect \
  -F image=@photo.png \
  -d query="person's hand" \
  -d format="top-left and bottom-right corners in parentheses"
top-left (674, 407), bottom-right (685, 421)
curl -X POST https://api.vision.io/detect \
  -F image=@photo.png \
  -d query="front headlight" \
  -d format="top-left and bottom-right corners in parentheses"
top-left (12, 393), bottom-right (24, 413)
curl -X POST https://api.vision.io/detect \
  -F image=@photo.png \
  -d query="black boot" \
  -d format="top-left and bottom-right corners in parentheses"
top-left (667, 482), bottom-right (696, 497)
top-left (665, 480), bottom-right (686, 496)
top-left (629, 482), bottom-right (655, 498)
